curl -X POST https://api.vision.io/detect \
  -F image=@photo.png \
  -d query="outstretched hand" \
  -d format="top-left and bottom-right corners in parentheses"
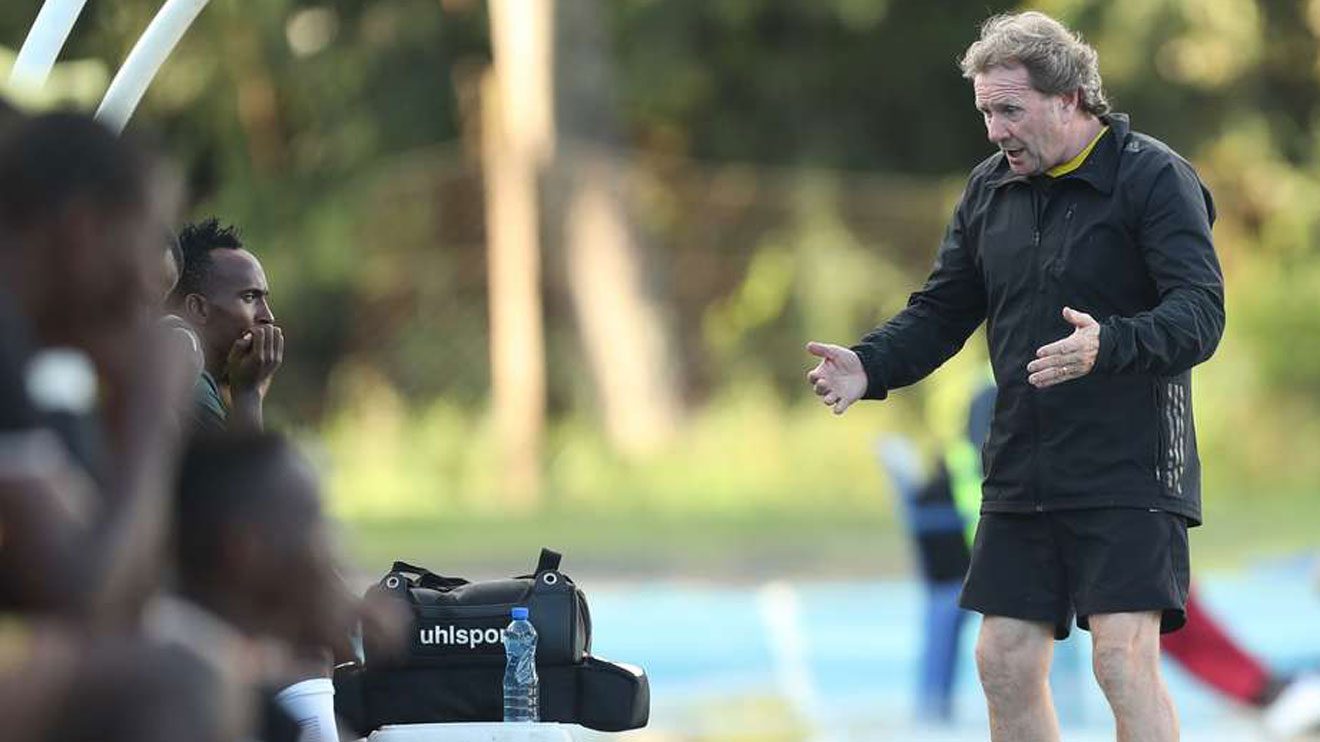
top-left (1027, 307), bottom-right (1100, 388)
top-left (805, 341), bottom-right (867, 415)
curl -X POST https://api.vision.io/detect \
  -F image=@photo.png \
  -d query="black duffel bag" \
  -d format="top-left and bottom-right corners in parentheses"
top-left (335, 656), bottom-right (649, 733)
top-left (342, 548), bottom-right (649, 733)
top-left (363, 548), bottom-right (590, 669)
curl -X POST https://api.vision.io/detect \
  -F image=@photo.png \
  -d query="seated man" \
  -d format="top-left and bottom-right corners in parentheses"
top-left (167, 218), bottom-right (283, 433)
top-left (157, 231), bottom-right (205, 424)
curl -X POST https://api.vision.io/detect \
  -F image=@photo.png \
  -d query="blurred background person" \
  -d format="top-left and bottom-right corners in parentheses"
top-left (158, 229), bottom-right (206, 417)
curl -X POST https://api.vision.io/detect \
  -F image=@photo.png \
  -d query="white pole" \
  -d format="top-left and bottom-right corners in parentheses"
top-left (94, 0), bottom-right (211, 135)
top-left (759, 582), bottom-right (835, 742)
top-left (10, 0), bottom-right (89, 88)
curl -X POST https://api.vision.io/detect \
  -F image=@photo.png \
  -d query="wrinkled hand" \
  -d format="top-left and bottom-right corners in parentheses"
top-left (225, 324), bottom-right (284, 397)
top-left (1027, 307), bottom-right (1099, 388)
top-left (805, 341), bottom-right (867, 415)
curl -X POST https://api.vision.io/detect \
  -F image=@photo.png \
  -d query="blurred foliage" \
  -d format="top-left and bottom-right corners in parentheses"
top-left (1, 0), bottom-right (1318, 527)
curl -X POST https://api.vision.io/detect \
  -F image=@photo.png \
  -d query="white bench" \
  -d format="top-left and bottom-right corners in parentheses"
top-left (367, 722), bottom-right (576, 741)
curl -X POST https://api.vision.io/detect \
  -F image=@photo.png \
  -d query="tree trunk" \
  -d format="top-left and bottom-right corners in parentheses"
top-left (552, 0), bottom-right (682, 456)
top-left (482, 0), bottom-right (554, 505)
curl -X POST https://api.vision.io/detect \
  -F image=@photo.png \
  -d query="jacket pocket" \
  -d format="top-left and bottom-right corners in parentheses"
top-left (1050, 204), bottom-right (1077, 277)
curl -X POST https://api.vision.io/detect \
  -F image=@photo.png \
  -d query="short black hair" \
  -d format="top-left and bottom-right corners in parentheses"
top-left (168, 217), bottom-right (243, 306)
top-left (173, 433), bottom-right (309, 583)
top-left (0, 113), bottom-right (153, 237)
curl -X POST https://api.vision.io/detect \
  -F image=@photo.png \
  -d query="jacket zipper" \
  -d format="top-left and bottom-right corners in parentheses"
top-left (1029, 186), bottom-right (1046, 512)
top-left (1051, 205), bottom-right (1076, 277)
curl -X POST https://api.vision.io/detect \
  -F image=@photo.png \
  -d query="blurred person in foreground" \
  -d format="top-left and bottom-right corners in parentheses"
top-left (149, 432), bottom-right (361, 741)
top-left (0, 110), bottom-right (233, 737)
top-left (17, 639), bottom-right (233, 742)
top-left (807, 11), bottom-right (1224, 742)
top-left (167, 217), bottom-right (283, 433)
top-left (0, 111), bottom-right (188, 624)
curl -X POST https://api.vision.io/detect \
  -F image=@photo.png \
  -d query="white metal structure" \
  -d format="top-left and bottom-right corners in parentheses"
top-left (10, 0), bottom-right (88, 88)
top-left (95, 0), bottom-right (211, 134)
top-left (11, 0), bottom-right (211, 134)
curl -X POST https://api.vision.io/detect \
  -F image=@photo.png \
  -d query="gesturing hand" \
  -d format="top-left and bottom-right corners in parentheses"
top-left (1027, 307), bottom-right (1099, 388)
top-left (805, 341), bottom-right (867, 415)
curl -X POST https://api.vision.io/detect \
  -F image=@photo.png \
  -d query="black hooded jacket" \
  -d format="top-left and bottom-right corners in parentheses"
top-left (852, 114), bottom-right (1224, 525)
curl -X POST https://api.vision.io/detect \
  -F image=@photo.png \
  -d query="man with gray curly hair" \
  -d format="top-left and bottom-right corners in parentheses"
top-left (807, 11), bottom-right (1225, 741)
top-left (959, 11), bottom-right (1111, 174)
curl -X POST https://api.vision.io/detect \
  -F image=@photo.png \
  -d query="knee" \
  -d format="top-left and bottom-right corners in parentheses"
top-left (1091, 639), bottom-right (1156, 696)
top-left (976, 634), bottom-right (1047, 701)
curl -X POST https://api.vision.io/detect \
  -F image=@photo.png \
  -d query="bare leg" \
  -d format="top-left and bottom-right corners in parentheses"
top-left (976, 616), bottom-right (1060, 742)
top-left (1090, 612), bottom-right (1179, 742)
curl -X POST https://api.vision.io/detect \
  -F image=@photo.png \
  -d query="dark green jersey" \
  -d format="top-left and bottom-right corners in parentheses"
top-left (192, 370), bottom-right (227, 434)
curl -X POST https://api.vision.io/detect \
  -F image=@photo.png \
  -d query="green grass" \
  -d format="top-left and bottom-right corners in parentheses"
top-left (318, 349), bottom-right (1320, 584)
top-left (1192, 487), bottom-right (1320, 571)
top-left (336, 488), bottom-right (1318, 583)
top-left (338, 507), bottom-right (910, 581)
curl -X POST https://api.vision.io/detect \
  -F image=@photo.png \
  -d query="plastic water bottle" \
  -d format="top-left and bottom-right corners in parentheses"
top-left (503, 606), bottom-right (539, 722)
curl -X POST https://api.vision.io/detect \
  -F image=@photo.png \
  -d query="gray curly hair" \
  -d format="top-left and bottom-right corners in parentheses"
top-left (959, 11), bottom-right (1110, 117)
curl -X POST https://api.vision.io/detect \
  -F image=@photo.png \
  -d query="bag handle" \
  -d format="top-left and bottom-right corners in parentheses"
top-left (517, 547), bottom-right (563, 580)
top-left (388, 560), bottom-right (469, 590)
top-left (536, 548), bottom-right (562, 574)
top-left (528, 547), bottom-right (591, 653)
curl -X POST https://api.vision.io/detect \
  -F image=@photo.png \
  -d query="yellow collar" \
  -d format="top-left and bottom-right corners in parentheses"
top-left (1046, 125), bottom-right (1109, 178)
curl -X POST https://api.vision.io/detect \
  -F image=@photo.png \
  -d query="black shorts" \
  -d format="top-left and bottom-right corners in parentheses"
top-left (959, 508), bottom-right (1190, 640)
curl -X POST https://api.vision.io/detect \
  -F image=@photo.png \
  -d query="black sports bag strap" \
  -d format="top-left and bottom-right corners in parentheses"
top-left (581, 590), bottom-right (593, 654)
top-left (536, 548), bottom-right (562, 574)
top-left (518, 548), bottom-right (563, 579)
top-left (526, 547), bottom-right (591, 654)
top-left (388, 561), bottom-right (469, 590)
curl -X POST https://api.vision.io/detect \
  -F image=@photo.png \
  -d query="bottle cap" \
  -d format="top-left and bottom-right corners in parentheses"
top-left (511, 606), bottom-right (529, 620)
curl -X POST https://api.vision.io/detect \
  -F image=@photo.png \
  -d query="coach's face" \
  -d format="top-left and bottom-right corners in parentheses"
top-left (974, 64), bottom-right (1072, 176)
